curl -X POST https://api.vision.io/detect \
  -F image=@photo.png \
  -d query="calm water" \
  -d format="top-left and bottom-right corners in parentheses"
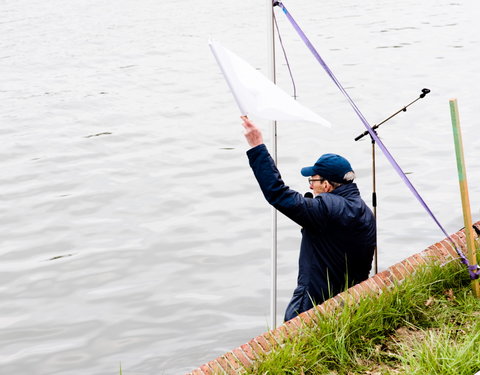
top-left (1, 0), bottom-right (479, 374)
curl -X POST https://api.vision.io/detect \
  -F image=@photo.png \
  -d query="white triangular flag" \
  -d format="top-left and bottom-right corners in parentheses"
top-left (209, 39), bottom-right (331, 127)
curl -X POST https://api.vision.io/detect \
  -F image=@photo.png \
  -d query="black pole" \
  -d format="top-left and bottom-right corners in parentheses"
top-left (371, 134), bottom-right (378, 274)
top-left (354, 88), bottom-right (431, 274)
top-left (354, 88), bottom-right (430, 142)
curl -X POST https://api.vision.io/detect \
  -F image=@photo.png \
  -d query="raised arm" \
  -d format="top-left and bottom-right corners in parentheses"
top-left (240, 117), bottom-right (328, 229)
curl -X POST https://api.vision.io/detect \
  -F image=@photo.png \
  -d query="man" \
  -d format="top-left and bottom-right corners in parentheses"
top-left (241, 116), bottom-right (376, 321)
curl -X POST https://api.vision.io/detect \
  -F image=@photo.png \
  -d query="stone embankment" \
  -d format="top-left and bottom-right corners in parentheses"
top-left (187, 221), bottom-right (480, 375)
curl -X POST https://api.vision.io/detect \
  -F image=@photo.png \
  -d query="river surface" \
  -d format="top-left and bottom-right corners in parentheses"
top-left (1, 0), bottom-right (479, 374)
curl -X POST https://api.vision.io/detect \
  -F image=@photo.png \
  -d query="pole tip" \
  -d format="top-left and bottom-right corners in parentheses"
top-left (420, 88), bottom-right (431, 98)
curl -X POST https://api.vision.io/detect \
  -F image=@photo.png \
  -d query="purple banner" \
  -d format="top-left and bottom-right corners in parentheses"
top-left (275, 1), bottom-right (479, 278)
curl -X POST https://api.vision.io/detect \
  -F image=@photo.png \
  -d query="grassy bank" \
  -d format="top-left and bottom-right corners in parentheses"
top-left (244, 261), bottom-right (480, 375)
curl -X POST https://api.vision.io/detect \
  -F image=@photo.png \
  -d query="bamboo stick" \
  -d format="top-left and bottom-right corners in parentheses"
top-left (449, 99), bottom-right (480, 297)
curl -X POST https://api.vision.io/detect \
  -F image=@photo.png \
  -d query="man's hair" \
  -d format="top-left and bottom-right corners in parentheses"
top-left (324, 171), bottom-right (356, 190)
top-left (327, 180), bottom-right (343, 189)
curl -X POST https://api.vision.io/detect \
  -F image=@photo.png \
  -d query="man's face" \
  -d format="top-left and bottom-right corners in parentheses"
top-left (308, 175), bottom-right (332, 195)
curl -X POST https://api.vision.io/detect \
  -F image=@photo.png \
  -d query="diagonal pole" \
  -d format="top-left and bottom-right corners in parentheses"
top-left (449, 99), bottom-right (480, 297)
top-left (275, 1), bottom-right (479, 280)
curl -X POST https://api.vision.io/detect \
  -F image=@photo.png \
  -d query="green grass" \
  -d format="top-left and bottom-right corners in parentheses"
top-left (244, 261), bottom-right (480, 375)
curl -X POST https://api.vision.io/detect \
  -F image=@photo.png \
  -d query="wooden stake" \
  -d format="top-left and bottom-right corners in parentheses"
top-left (449, 99), bottom-right (480, 297)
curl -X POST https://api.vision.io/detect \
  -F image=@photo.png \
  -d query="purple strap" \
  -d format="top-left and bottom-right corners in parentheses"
top-left (275, 1), bottom-right (479, 279)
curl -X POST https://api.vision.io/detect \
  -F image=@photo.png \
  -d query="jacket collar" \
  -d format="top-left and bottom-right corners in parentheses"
top-left (327, 183), bottom-right (360, 198)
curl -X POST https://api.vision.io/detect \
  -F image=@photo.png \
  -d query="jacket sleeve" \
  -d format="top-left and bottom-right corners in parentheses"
top-left (247, 144), bottom-right (328, 229)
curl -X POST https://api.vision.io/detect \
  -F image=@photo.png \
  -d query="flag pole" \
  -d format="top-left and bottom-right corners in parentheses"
top-left (267, 0), bottom-right (278, 328)
top-left (449, 99), bottom-right (480, 297)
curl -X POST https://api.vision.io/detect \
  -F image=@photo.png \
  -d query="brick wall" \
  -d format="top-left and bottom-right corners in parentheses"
top-left (186, 221), bottom-right (480, 375)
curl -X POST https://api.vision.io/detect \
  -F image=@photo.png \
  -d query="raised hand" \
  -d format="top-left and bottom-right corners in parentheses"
top-left (241, 116), bottom-right (264, 148)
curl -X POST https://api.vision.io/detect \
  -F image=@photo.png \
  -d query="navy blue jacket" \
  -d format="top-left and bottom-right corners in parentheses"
top-left (247, 144), bottom-right (376, 321)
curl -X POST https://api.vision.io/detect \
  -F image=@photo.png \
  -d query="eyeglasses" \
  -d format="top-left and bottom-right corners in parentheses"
top-left (308, 178), bottom-right (324, 184)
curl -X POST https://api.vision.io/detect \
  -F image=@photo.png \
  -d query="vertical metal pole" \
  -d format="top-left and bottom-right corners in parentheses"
top-left (372, 139), bottom-right (378, 274)
top-left (267, 0), bottom-right (278, 328)
top-left (449, 99), bottom-right (480, 298)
